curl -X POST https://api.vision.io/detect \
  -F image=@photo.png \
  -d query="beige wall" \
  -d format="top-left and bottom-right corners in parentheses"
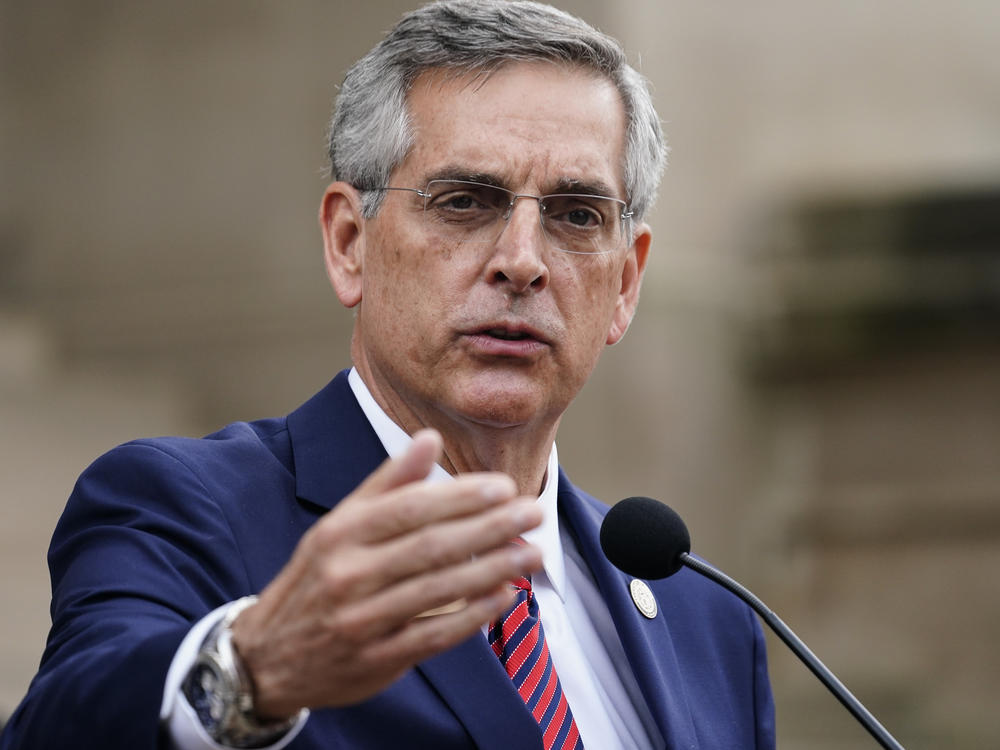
top-left (2, 2), bottom-right (998, 747)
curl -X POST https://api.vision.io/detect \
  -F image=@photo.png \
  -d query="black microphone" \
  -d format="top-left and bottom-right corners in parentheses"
top-left (600, 496), bottom-right (906, 750)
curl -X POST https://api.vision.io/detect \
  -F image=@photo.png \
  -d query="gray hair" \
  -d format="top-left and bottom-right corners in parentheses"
top-left (327, 0), bottom-right (667, 224)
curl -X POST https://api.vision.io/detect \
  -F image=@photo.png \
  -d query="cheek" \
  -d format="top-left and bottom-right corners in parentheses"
top-left (560, 258), bottom-right (622, 329)
top-left (363, 248), bottom-right (463, 344)
top-left (554, 299), bottom-right (615, 374)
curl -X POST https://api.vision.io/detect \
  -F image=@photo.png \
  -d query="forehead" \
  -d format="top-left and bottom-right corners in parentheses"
top-left (397, 62), bottom-right (627, 196)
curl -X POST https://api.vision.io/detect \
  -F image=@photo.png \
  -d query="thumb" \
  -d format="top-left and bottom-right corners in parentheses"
top-left (352, 428), bottom-right (443, 498)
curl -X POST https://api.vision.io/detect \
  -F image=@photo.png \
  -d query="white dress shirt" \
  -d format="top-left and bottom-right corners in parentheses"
top-left (161, 369), bottom-right (660, 749)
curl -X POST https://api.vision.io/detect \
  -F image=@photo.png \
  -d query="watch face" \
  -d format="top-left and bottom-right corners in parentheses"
top-left (184, 661), bottom-right (227, 731)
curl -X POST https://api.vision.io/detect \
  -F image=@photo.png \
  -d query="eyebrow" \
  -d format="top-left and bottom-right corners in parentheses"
top-left (549, 177), bottom-right (620, 200)
top-left (423, 167), bottom-right (506, 188)
top-left (422, 167), bottom-right (621, 200)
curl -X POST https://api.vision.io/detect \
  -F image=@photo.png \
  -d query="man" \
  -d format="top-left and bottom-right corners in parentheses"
top-left (1, 2), bottom-right (774, 748)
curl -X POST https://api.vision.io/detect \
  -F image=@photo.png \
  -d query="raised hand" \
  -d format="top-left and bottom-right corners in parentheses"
top-left (229, 428), bottom-right (544, 718)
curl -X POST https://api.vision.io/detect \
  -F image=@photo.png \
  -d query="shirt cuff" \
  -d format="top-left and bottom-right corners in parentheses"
top-left (159, 601), bottom-right (308, 750)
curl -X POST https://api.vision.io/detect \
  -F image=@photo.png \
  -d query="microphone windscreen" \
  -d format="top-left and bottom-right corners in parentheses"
top-left (600, 496), bottom-right (691, 580)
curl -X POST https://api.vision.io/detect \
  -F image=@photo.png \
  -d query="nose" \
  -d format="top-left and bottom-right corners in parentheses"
top-left (485, 197), bottom-right (549, 294)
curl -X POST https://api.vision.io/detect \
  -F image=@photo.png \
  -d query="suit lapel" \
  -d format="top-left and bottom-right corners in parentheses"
top-left (557, 473), bottom-right (698, 749)
top-left (286, 370), bottom-right (388, 512)
top-left (417, 635), bottom-right (545, 750)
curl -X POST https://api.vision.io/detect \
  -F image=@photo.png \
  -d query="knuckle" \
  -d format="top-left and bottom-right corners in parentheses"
top-left (429, 574), bottom-right (466, 604)
top-left (306, 511), bottom-right (351, 551)
top-left (408, 526), bottom-right (465, 571)
top-left (388, 491), bottom-right (425, 530)
top-left (320, 560), bottom-right (362, 600)
top-left (359, 639), bottom-right (401, 671)
top-left (326, 608), bottom-right (368, 644)
top-left (417, 532), bottom-right (455, 567)
top-left (420, 625), bottom-right (453, 655)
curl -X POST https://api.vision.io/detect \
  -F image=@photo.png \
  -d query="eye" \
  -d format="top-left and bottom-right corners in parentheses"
top-left (427, 182), bottom-right (502, 212)
top-left (424, 181), bottom-right (506, 228)
top-left (566, 207), bottom-right (600, 227)
top-left (443, 193), bottom-right (476, 209)
top-left (545, 196), bottom-right (606, 230)
top-left (429, 190), bottom-right (480, 210)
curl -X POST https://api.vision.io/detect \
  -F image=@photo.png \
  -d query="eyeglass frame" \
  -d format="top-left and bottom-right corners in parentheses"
top-left (359, 179), bottom-right (635, 255)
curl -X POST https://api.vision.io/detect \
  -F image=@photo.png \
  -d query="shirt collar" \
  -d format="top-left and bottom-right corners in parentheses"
top-left (347, 367), bottom-right (567, 600)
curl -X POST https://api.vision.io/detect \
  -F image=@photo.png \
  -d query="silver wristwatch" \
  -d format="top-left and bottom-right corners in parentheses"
top-left (182, 596), bottom-right (306, 748)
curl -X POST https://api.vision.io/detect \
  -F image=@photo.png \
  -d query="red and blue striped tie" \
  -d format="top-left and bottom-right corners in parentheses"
top-left (488, 570), bottom-right (584, 750)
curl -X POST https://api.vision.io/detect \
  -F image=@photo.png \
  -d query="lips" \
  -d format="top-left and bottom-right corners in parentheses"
top-left (485, 328), bottom-right (531, 341)
top-left (474, 320), bottom-right (550, 345)
top-left (462, 320), bottom-right (552, 356)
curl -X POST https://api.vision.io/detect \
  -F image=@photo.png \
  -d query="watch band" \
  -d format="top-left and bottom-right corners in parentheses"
top-left (182, 596), bottom-right (307, 748)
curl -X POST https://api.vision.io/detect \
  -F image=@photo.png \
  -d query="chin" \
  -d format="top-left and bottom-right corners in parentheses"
top-left (448, 377), bottom-right (565, 430)
top-left (461, 404), bottom-right (539, 429)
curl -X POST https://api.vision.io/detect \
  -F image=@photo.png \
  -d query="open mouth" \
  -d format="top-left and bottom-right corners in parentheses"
top-left (486, 328), bottom-right (532, 341)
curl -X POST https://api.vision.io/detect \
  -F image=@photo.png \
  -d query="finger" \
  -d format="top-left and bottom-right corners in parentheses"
top-left (362, 585), bottom-right (525, 668)
top-left (274, 584), bottom-right (518, 710)
top-left (328, 540), bottom-right (543, 643)
top-left (352, 428), bottom-right (443, 499)
top-left (348, 473), bottom-right (519, 544)
top-left (370, 497), bottom-right (542, 582)
top-left (311, 498), bottom-right (542, 603)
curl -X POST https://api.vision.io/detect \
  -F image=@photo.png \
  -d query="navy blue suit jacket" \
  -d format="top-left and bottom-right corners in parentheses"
top-left (2, 371), bottom-right (775, 749)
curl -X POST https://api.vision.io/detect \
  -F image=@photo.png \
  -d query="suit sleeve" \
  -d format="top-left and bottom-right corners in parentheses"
top-left (0, 442), bottom-right (255, 750)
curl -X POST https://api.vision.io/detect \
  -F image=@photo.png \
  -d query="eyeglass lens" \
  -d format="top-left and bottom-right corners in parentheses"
top-left (421, 180), bottom-right (627, 254)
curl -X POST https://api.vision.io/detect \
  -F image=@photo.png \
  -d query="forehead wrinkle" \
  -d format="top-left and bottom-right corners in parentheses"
top-left (401, 63), bottom-right (626, 197)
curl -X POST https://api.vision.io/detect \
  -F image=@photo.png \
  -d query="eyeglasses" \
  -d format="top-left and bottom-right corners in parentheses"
top-left (367, 179), bottom-right (633, 255)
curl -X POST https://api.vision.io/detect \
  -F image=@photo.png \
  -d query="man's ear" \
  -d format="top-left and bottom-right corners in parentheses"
top-left (320, 181), bottom-right (365, 308)
top-left (606, 222), bottom-right (652, 345)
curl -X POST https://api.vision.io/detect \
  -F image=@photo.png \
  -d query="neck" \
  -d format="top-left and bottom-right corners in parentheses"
top-left (435, 420), bottom-right (557, 498)
top-left (354, 364), bottom-right (558, 497)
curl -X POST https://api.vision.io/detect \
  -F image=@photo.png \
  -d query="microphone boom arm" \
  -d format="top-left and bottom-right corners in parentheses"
top-left (679, 552), bottom-right (906, 750)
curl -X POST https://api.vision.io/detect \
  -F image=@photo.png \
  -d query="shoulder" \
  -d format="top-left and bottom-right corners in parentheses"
top-left (53, 414), bottom-right (314, 604)
top-left (78, 369), bottom-right (359, 499)
top-left (81, 418), bottom-right (291, 479)
top-left (62, 415), bottom-right (297, 541)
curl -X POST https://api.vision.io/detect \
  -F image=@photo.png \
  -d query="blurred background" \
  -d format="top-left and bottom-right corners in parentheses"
top-left (2, 1), bottom-right (998, 747)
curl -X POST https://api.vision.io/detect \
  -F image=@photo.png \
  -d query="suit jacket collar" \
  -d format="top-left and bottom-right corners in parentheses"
top-left (286, 370), bottom-right (387, 511)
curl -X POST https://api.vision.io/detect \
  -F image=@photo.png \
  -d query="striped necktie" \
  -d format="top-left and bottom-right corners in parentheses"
top-left (488, 570), bottom-right (584, 750)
